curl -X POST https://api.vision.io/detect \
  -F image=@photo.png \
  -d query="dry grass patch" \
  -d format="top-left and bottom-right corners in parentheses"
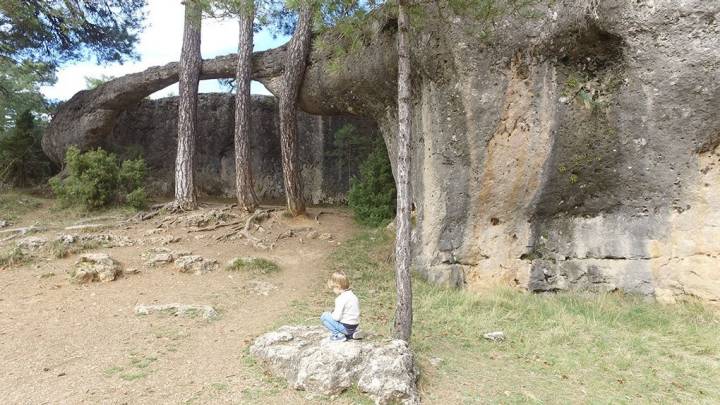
top-left (0, 191), bottom-right (43, 221)
top-left (0, 246), bottom-right (30, 267)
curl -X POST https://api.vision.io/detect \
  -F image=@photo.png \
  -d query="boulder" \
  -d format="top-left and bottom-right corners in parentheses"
top-left (145, 252), bottom-right (174, 267)
top-left (250, 325), bottom-right (419, 404)
top-left (16, 236), bottom-right (48, 250)
top-left (174, 255), bottom-right (218, 275)
top-left (70, 253), bottom-right (122, 283)
top-left (56, 234), bottom-right (76, 244)
top-left (0, 219), bottom-right (7, 228)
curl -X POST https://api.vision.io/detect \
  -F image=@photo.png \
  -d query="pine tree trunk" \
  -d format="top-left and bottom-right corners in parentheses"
top-left (174, 0), bottom-right (202, 210)
top-left (394, 0), bottom-right (413, 343)
top-left (234, 1), bottom-right (259, 212)
top-left (278, 2), bottom-right (313, 216)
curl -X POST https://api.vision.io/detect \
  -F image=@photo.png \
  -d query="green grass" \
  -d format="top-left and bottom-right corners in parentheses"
top-left (119, 370), bottom-right (148, 381)
top-left (294, 228), bottom-right (720, 404)
top-left (48, 239), bottom-right (100, 259)
top-left (0, 246), bottom-right (30, 267)
top-left (0, 191), bottom-right (43, 221)
top-left (107, 354), bottom-right (158, 382)
top-left (103, 366), bottom-right (123, 376)
top-left (226, 257), bottom-right (281, 275)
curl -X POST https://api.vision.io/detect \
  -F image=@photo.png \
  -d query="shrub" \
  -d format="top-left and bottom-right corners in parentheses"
top-left (0, 247), bottom-right (28, 267)
top-left (125, 187), bottom-right (147, 210)
top-left (50, 146), bottom-right (147, 210)
top-left (347, 139), bottom-right (396, 226)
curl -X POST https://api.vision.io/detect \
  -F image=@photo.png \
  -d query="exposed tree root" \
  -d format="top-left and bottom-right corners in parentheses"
top-left (190, 220), bottom-right (244, 233)
top-left (0, 225), bottom-right (45, 243)
top-left (215, 209), bottom-right (274, 248)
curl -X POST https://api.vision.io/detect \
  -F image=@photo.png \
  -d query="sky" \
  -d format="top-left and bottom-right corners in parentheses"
top-left (40, 1), bottom-right (290, 101)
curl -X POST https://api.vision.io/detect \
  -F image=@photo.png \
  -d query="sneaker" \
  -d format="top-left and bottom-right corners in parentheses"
top-left (330, 333), bottom-right (347, 342)
top-left (352, 330), bottom-right (367, 340)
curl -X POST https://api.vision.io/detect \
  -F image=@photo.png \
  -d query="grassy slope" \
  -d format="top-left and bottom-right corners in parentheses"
top-left (286, 228), bottom-right (720, 404)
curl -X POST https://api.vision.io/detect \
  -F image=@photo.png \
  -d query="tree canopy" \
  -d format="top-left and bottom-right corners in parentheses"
top-left (0, 1), bottom-right (146, 69)
top-left (0, 59), bottom-right (54, 131)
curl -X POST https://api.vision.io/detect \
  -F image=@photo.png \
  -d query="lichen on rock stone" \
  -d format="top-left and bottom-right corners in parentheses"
top-left (250, 325), bottom-right (419, 404)
top-left (70, 253), bottom-right (122, 283)
top-left (174, 255), bottom-right (218, 274)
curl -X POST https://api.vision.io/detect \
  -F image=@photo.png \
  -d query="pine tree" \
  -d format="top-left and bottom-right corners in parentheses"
top-left (233, 0), bottom-right (260, 212)
top-left (394, 0), bottom-right (413, 342)
top-left (0, 111), bottom-right (53, 187)
top-left (174, 0), bottom-right (203, 210)
top-left (278, 1), bottom-right (314, 217)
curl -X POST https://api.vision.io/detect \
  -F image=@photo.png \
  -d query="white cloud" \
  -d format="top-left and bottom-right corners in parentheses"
top-left (41, 0), bottom-right (289, 101)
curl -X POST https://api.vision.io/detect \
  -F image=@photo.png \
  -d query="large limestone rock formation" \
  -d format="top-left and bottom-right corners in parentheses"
top-left (250, 325), bottom-right (419, 404)
top-left (104, 94), bottom-right (377, 202)
top-left (45, 0), bottom-right (720, 303)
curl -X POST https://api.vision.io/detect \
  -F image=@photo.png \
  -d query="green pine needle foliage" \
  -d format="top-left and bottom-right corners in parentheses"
top-left (0, 110), bottom-right (54, 187)
top-left (347, 139), bottom-right (396, 226)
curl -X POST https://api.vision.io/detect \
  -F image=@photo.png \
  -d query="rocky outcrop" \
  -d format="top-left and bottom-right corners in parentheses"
top-left (70, 253), bottom-right (122, 283)
top-left (250, 325), bottom-right (419, 404)
top-left (41, 47), bottom-right (286, 163)
top-left (46, 0), bottom-right (720, 303)
top-left (103, 94), bottom-right (377, 202)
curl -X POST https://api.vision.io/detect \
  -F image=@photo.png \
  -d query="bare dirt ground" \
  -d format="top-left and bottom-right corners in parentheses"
top-left (0, 199), bottom-right (359, 404)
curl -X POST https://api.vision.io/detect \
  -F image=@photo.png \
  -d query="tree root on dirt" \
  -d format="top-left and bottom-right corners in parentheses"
top-left (0, 225), bottom-right (45, 243)
top-left (215, 209), bottom-right (274, 248)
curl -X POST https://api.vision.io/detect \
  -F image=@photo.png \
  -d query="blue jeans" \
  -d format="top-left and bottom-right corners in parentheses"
top-left (321, 312), bottom-right (348, 336)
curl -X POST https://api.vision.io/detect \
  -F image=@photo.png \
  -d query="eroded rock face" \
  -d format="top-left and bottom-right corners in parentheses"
top-left (250, 325), bottom-right (419, 404)
top-left (322, 0), bottom-right (719, 304)
top-left (97, 94), bottom-right (377, 204)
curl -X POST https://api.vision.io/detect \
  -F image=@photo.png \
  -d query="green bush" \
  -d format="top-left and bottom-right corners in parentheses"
top-left (125, 187), bottom-right (148, 210)
top-left (50, 146), bottom-right (147, 210)
top-left (347, 139), bottom-right (396, 226)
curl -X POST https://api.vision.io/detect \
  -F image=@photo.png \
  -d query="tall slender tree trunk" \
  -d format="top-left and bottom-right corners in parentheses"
top-left (278, 2), bottom-right (313, 216)
top-left (394, 0), bottom-right (413, 343)
top-left (233, 1), bottom-right (259, 212)
top-left (174, 0), bottom-right (202, 210)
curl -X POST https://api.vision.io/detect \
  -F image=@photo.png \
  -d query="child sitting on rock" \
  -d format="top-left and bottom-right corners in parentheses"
top-left (321, 271), bottom-right (363, 342)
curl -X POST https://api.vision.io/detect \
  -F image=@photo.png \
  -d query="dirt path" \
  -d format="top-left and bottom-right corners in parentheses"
top-left (0, 202), bottom-right (356, 404)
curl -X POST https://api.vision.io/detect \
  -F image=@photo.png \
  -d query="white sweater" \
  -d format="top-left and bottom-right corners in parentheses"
top-left (332, 290), bottom-right (360, 325)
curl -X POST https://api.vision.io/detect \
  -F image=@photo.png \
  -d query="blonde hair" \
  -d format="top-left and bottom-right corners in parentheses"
top-left (327, 271), bottom-right (350, 290)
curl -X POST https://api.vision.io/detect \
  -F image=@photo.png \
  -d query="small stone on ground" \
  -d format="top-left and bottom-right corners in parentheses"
top-left (483, 331), bottom-right (506, 342)
top-left (134, 303), bottom-right (218, 319)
